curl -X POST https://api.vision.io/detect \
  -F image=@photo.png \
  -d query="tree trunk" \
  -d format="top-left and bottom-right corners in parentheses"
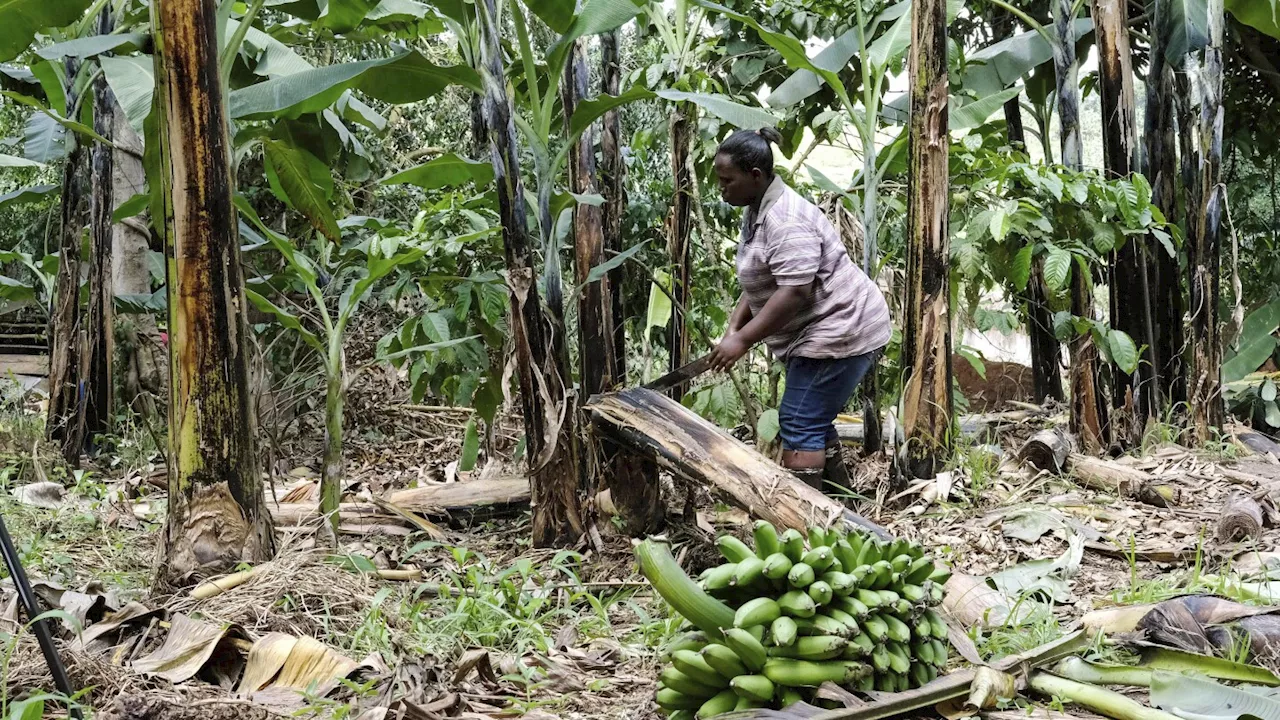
top-left (1189, 0), bottom-right (1226, 442)
top-left (900, 0), bottom-right (953, 480)
top-left (469, 92), bottom-right (486, 158)
top-left (83, 7), bottom-right (116, 448)
top-left (600, 28), bottom-right (626, 382)
top-left (667, 102), bottom-right (695, 399)
top-left (152, 0), bottom-right (275, 581)
top-left (1094, 0), bottom-right (1155, 424)
top-left (1144, 0), bottom-right (1187, 409)
top-left (476, 0), bottom-right (583, 547)
top-left (112, 100), bottom-right (164, 412)
top-left (320, 342), bottom-right (343, 544)
top-left (1055, 0), bottom-right (1108, 451)
top-left (565, 39), bottom-right (662, 534)
top-left (47, 58), bottom-right (87, 465)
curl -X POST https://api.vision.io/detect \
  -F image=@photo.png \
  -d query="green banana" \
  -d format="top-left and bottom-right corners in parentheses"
top-left (886, 642), bottom-right (911, 674)
top-left (832, 539), bottom-right (858, 573)
top-left (821, 607), bottom-right (859, 633)
top-left (734, 696), bottom-right (764, 711)
top-left (661, 631), bottom-right (709, 661)
top-left (847, 632), bottom-right (875, 657)
top-left (734, 597), bottom-right (781, 629)
top-left (856, 539), bottom-right (883, 566)
top-left (701, 644), bottom-right (749, 679)
top-left (730, 675), bottom-right (774, 703)
top-left (819, 571), bottom-right (856, 596)
top-left (840, 595), bottom-right (871, 618)
top-left (770, 616), bottom-right (798, 647)
top-left (670, 710), bottom-right (695, 720)
top-left (807, 525), bottom-right (828, 548)
top-left (762, 659), bottom-right (870, 687)
top-left (804, 613), bottom-right (852, 637)
top-left (807, 580), bottom-right (833, 606)
top-left (701, 564), bottom-right (737, 592)
top-left (910, 661), bottom-right (931, 688)
top-left (912, 640), bottom-right (935, 666)
top-left (723, 628), bottom-right (767, 672)
top-left (717, 535), bottom-right (755, 563)
top-left (856, 674), bottom-right (875, 693)
top-left (779, 687), bottom-right (805, 708)
top-left (767, 635), bottom-right (848, 660)
top-left (696, 689), bottom-right (738, 719)
top-left (657, 687), bottom-right (704, 711)
top-left (882, 614), bottom-right (911, 643)
top-left (928, 565), bottom-right (953, 584)
top-left (753, 521), bottom-right (780, 560)
top-left (925, 610), bottom-right (949, 639)
top-left (930, 639), bottom-right (948, 666)
top-left (672, 650), bottom-right (729, 688)
top-left (861, 614), bottom-right (889, 642)
top-left (777, 590), bottom-right (817, 619)
top-left (899, 583), bottom-right (926, 604)
top-left (787, 562), bottom-right (816, 589)
top-left (660, 667), bottom-right (721, 698)
top-left (780, 529), bottom-right (806, 562)
top-left (870, 644), bottom-right (891, 673)
top-left (801, 546), bottom-right (836, 572)
top-left (868, 561), bottom-right (893, 590)
top-left (890, 554), bottom-right (913, 573)
top-left (762, 553), bottom-right (794, 580)
top-left (732, 557), bottom-right (765, 588)
top-left (903, 556), bottom-right (935, 585)
top-left (855, 589), bottom-right (883, 609)
top-left (877, 589), bottom-right (901, 605)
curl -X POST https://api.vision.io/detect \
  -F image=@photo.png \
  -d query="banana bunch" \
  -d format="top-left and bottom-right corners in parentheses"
top-left (636, 522), bottom-right (951, 718)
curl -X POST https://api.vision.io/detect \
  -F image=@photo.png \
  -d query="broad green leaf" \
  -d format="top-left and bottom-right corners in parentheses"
top-left (1167, 0), bottom-right (1210, 60)
top-left (29, 60), bottom-right (64, 116)
top-left (1138, 646), bottom-right (1280, 686)
top-left (1009, 245), bottom-right (1032, 291)
top-left (5, 91), bottom-right (111, 146)
top-left (338, 248), bottom-right (426, 320)
top-left (756, 408), bottom-right (779, 443)
top-left (382, 153), bottom-right (493, 189)
top-left (246, 288), bottom-right (323, 349)
top-left (0, 0), bottom-right (96, 62)
top-left (1151, 670), bottom-right (1280, 719)
top-left (379, 335), bottom-right (479, 361)
top-left (951, 87), bottom-right (1021, 130)
top-left (233, 19), bottom-right (313, 77)
top-left (523, 0), bottom-right (573, 33)
top-left (1108, 329), bottom-right (1139, 374)
top-left (956, 346), bottom-right (987, 379)
top-left (962, 19), bottom-right (1093, 98)
top-left (1224, 298), bottom-right (1280, 382)
top-left (229, 52), bottom-right (480, 120)
top-left (990, 200), bottom-right (1014, 242)
top-left (234, 194), bottom-right (320, 286)
top-left (0, 153), bottom-right (43, 167)
top-left (35, 33), bottom-right (147, 60)
top-left (546, 0), bottom-right (645, 71)
top-left (459, 417), bottom-right (480, 471)
top-left (645, 275), bottom-right (672, 339)
top-left (570, 86), bottom-right (777, 139)
top-left (866, 4), bottom-right (911, 70)
top-left (583, 240), bottom-right (645, 286)
top-left (10, 697), bottom-right (43, 720)
top-left (319, 0), bottom-right (376, 32)
top-left (767, 26), bottom-right (858, 107)
top-left (1263, 379), bottom-right (1277, 403)
top-left (1043, 246), bottom-right (1072, 291)
top-left (112, 192), bottom-right (149, 222)
top-left (365, 0), bottom-right (431, 23)
top-left (0, 183), bottom-right (56, 209)
top-left (100, 55), bottom-right (154, 134)
top-left (115, 289), bottom-right (167, 313)
top-left (23, 111), bottom-right (65, 163)
top-left (1227, 0), bottom-right (1280, 39)
top-left (263, 140), bottom-right (339, 242)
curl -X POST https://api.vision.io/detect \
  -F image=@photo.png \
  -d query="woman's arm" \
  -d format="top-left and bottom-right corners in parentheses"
top-left (710, 282), bottom-right (811, 370)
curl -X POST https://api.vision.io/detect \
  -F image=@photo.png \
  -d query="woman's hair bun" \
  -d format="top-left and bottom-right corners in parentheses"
top-left (756, 126), bottom-right (783, 145)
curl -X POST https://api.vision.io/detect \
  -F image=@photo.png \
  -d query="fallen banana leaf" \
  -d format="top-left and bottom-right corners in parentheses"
top-left (369, 497), bottom-right (447, 540)
top-left (72, 601), bottom-right (161, 654)
top-left (1140, 599), bottom-right (1217, 655)
top-left (1086, 595), bottom-right (1279, 636)
top-left (721, 631), bottom-right (1087, 719)
top-left (1028, 671), bottom-right (1181, 720)
top-left (1054, 656), bottom-right (1154, 687)
top-left (246, 635), bottom-right (362, 712)
top-left (1137, 645), bottom-right (1280, 686)
top-left (132, 613), bottom-right (250, 685)
top-left (1150, 669), bottom-right (1280, 719)
top-left (1085, 603), bottom-right (1161, 634)
top-left (942, 573), bottom-right (1034, 628)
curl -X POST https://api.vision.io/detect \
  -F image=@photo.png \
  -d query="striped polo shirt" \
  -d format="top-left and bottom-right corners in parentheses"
top-left (735, 175), bottom-right (892, 361)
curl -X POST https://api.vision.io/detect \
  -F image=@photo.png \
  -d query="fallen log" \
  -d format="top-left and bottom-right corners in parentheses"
top-left (586, 388), bottom-right (889, 538)
top-left (1019, 427), bottom-right (1072, 473)
top-left (1069, 454), bottom-right (1180, 507)
top-left (1217, 492), bottom-right (1266, 542)
top-left (1236, 428), bottom-right (1280, 457)
top-left (269, 476), bottom-right (531, 529)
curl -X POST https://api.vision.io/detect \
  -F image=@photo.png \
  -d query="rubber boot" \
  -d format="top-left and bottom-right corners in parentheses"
top-left (790, 467), bottom-right (823, 491)
top-left (823, 438), bottom-right (852, 495)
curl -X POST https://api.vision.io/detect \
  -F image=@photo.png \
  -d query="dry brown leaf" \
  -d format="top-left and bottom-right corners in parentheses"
top-left (247, 636), bottom-right (362, 712)
top-left (1082, 603), bottom-right (1157, 634)
top-left (453, 648), bottom-right (499, 685)
top-left (237, 633), bottom-right (298, 696)
top-left (942, 573), bottom-right (1025, 627)
top-left (13, 481), bottom-right (64, 509)
top-left (73, 601), bottom-right (160, 653)
top-left (131, 613), bottom-right (249, 684)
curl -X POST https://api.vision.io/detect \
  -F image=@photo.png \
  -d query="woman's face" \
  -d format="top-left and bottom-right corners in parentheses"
top-left (714, 153), bottom-right (765, 207)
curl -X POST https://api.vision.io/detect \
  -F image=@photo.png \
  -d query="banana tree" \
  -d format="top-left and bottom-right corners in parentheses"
top-left (240, 202), bottom-right (432, 541)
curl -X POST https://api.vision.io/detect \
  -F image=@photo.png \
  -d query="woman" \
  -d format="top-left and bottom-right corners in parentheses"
top-left (708, 127), bottom-right (891, 493)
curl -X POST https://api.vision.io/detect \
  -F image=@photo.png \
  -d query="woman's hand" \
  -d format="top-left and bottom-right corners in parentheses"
top-left (710, 332), bottom-right (750, 371)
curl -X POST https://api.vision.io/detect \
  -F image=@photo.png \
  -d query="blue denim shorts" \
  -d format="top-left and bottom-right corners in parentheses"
top-left (779, 351), bottom-right (880, 451)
